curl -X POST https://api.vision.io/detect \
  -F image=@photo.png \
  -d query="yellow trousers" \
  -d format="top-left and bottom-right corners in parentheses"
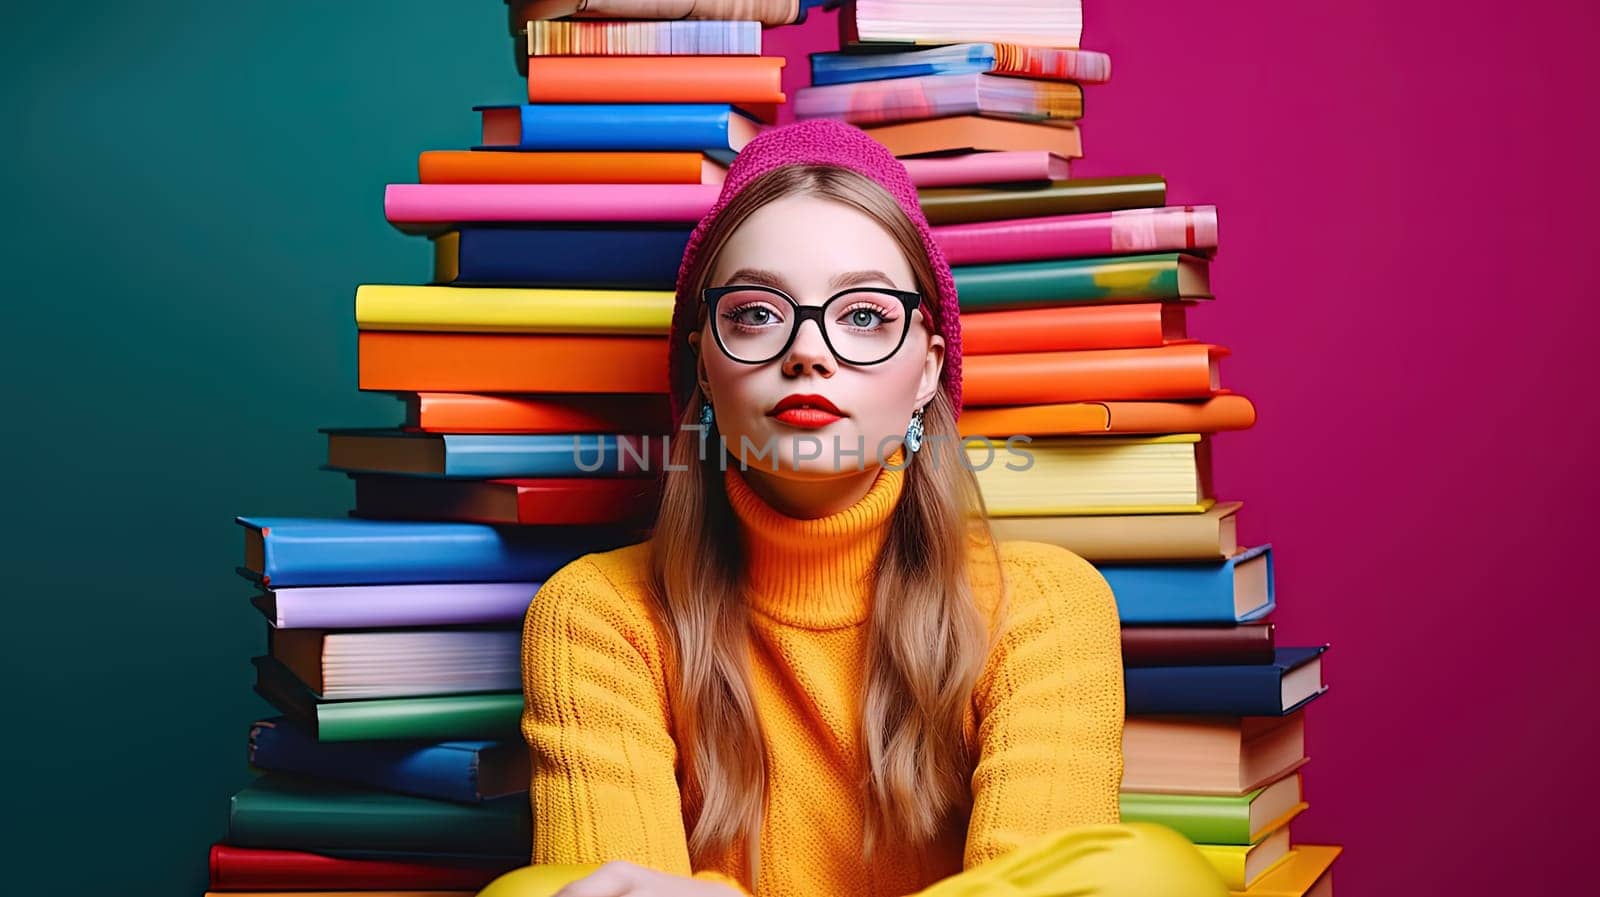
top-left (479, 822), bottom-right (1229, 897)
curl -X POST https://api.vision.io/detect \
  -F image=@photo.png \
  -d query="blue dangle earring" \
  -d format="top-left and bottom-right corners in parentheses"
top-left (699, 399), bottom-right (715, 430)
top-left (905, 406), bottom-right (926, 454)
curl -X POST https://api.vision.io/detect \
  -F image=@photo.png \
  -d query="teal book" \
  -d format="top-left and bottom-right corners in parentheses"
top-left (954, 252), bottom-right (1212, 311)
top-left (228, 772), bottom-right (529, 855)
top-left (252, 655), bottom-right (522, 742)
top-left (1120, 772), bottom-right (1307, 845)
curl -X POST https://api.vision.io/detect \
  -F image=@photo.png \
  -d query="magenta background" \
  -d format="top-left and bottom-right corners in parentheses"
top-left (770, 3), bottom-right (1600, 893)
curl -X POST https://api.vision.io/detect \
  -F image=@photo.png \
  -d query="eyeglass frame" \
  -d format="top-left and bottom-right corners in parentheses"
top-left (700, 283), bottom-right (925, 367)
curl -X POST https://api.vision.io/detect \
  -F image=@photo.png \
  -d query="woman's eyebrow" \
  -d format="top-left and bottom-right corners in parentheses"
top-left (722, 267), bottom-right (898, 290)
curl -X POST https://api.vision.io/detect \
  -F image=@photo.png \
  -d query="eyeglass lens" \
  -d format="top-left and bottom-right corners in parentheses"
top-left (714, 288), bottom-right (910, 364)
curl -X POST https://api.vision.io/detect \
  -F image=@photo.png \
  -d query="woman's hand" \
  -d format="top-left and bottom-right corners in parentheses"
top-left (552, 860), bottom-right (745, 897)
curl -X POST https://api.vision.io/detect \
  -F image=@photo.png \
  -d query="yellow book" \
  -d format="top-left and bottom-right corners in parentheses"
top-left (354, 284), bottom-right (672, 335)
top-left (1230, 845), bottom-right (1341, 897)
top-left (968, 433), bottom-right (1214, 516)
top-left (1195, 825), bottom-right (1292, 890)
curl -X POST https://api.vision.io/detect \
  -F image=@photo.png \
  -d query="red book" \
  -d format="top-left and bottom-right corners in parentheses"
top-left (1121, 623), bottom-right (1277, 667)
top-left (403, 393), bottom-right (674, 435)
top-left (208, 843), bottom-right (513, 891)
top-left (352, 475), bottom-right (662, 526)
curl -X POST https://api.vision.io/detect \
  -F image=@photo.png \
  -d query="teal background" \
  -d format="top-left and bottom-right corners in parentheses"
top-left (0, 2), bottom-right (517, 893)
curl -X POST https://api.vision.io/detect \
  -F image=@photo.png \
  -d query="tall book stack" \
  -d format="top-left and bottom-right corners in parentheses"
top-left (201, 3), bottom-right (832, 896)
top-left (796, 2), bottom-right (1344, 895)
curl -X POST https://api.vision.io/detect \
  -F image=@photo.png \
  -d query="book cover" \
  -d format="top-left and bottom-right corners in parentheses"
top-left (432, 226), bottom-right (692, 287)
top-left (209, 843), bottom-right (512, 891)
top-left (955, 252), bottom-right (1213, 310)
top-left (355, 284), bottom-right (673, 334)
top-left (358, 331), bottom-right (669, 394)
top-left (795, 72), bottom-right (1083, 127)
top-left (252, 655), bottom-right (523, 742)
top-left (475, 102), bottom-right (763, 152)
top-left (810, 42), bottom-right (1110, 86)
top-left (935, 206), bottom-right (1219, 265)
top-left (253, 581), bottom-right (540, 629)
top-left (325, 429), bottom-right (657, 478)
top-left (919, 176), bottom-right (1166, 226)
top-left (1125, 647), bottom-right (1330, 716)
top-left (1097, 544), bottom-right (1275, 625)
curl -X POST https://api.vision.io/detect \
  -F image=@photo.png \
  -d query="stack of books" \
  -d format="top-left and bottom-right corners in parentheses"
top-left (792, 3), bottom-right (1344, 896)
top-left (203, 3), bottom-right (835, 895)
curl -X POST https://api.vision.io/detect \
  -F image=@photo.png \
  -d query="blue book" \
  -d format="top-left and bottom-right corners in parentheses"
top-left (249, 716), bottom-right (526, 803)
top-left (436, 225), bottom-right (692, 288)
top-left (474, 103), bottom-right (763, 152)
top-left (810, 43), bottom-right (1004, 86)
top-left (322, 428), bottom-right (659, 479)
top-left (1097, 544), bottom-right (1275, 625)
top-left (234, 516), bottom-right (640, 587)
top-left (1125, 646), bottom-right (1329, 716)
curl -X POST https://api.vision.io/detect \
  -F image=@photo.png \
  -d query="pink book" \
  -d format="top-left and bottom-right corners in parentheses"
top-left (385, 183), bottom-right (720, 232)
top-left (902, 150), bottom-right (1071, 188)
top-left (254, 582), bottom-right (541, 629)
top-left (933, 205), bottom-right (1219, 265)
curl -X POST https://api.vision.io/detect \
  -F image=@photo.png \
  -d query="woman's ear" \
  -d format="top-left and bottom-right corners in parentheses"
top-left (914, 333), bottom-right (946, 409)
top-left (687, 330), bottom-right (713, 399)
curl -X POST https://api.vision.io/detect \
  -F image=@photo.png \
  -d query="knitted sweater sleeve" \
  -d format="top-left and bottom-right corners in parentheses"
top-left (963, 541), bottom-right (1126, 869)
top-left (520, 556), bottom-right (750, 895)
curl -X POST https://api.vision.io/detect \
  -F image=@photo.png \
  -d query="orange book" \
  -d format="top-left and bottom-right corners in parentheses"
top-left (961, 344), bottom-right (1227, 406)
top-left (358, 332), bottom-right (668, 394)
top-left (864, 115), bottom-right (1083, 158)
top-left (404, 393), bottom-right (675, 434)
top-left (958, 395), bottom-right (1257, 437)
top-left (353, 475), bottom-right (661, 526)
top-left (526, 56), bottom-right (786, 110)
top-left (417, 150), bottom-right (727, 185)
top-left (962, 303), bottom-right (1188, 354)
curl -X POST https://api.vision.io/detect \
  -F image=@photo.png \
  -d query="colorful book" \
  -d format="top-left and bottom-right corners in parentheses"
top-left (955, 252), bottom-right (1213, 310)
top-left (1197, 826), bottom-right (1293, 890)
top-left (1123, 712), bottom-right (1307, 795)
top-left (228, 773), bottom-right (529, 854)
top-left (432, 226), bottom-right (692, 288)
top-left (325, 429), bottom-right (656, 478)
top-left (525, 56), bottom-right (785, 110)
top-left (252, 655), bottom-right (523, 742)
top-left (864, 114), bottom-right (1081, 158)
top-left (203, 890), bottom-right (473, 897)
top-left (900, 150), bottom-right (1071, 188)
top-left (918, 176), bottom-right (1166, 226)
top-left (838, 0), bottom-right (1084, 48)
top-left (527, 19), bottom-right (762, 56)
top-left (809, 42), bottom-right (1110, 86)
top-left (269, 628), bottom-right (521, 699)
top-left (234, 516), bottom-right (630, 588)
top-left (476, 102), bottom-right (763, 152)
top-left (350, 474), bottom-right (663, 526)
top-left (1120, 772), bottom-right (1305, 845)
top-left (358, 331), bottom-right (668, 394)
top-left (969, 434), bottom-right (1212, 516)
top-left (355, 284), bottom-right (673, 334)
top-left (384, 182), bottom-right (720, 232)
top-left (401, 393), bottom-right (674, 435)
top-left (1229, 845), bottom-right (1340, 897)
top-left (962, 345), bottom-right (1228, 406)
top-left (984, 501), bottom-right (1242, 561)
top-left (249, 717), bottom-right (529, 803)
top-left (513, 0), bottom-right (809, 29)
top-left (934, 206), bottom-right (1219, 265)
top-left (959, 395), bottom-right (1256, 437)
top-left (417, 151), bottom-right (726, 185)
top-left (1121, 623), bottom-right (1276, 668)
top-left (1126, 647), bottom-right (1329, 716)
top-left (960, 303), bottom-right (1187, 354)
top-left (795, 72), bottom-right (1083, 127)
top-left (252, 582), bottom-right (540, 629)
top-left (1097, 545), bottom-right (1274, 625)
top-left (208, 843), bottom-right (513, 892)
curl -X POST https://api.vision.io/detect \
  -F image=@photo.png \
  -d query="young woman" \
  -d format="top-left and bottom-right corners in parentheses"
top-left (504, 120), bottom-right (1228, 897)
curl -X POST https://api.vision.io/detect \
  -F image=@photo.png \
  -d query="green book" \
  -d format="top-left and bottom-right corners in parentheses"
top-left (228, 772), bottom-right (529, 854)
top-left (252, 655), bottom-right (522, 742)
top-left (954, 252), bottom-right (1212, 311)
top-left (1119, 772), bottom-right (1305, 845)
top-left (918, 176), bottom-right (1167, 226)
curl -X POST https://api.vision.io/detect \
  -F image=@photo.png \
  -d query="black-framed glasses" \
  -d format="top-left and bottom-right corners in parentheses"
top-left (702, 284), bottom-right (923, 366)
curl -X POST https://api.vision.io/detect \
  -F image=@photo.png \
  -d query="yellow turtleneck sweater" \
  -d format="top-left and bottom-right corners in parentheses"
top-left (519, 454), bottom-right (1125, 896)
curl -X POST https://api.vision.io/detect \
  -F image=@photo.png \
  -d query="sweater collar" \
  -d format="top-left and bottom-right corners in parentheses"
top-left (723, 449), bottom-right (907, 629)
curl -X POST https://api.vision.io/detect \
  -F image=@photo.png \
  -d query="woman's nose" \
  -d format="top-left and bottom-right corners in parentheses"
top-left (782, 316), bottom-right (836, 377)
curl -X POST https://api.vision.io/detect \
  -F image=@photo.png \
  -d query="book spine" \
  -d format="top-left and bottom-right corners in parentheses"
top-left (438, 226), bottom-right (691, 288)
top-left (251, 720), bottom-right (484, 802)
top-left (384, 183), bottom-right (719, 227)
top-left (918, 177), bottom-right (1167, 226)
top-left (208, 844), bottom-right (507, 891)
top-left (227, 777), bottom-right (528, 853)
top-left (1125, 663), bottom-right (1286, 715)
top-left (525, 56), bottom-right (785, 105)
top-left (954, 253), bottom-right (1201, 310)
top-left (934, 206), bottom-right (1219, 266)
top-left (265, 583), bottom-right (539, 629)
top-left (354, 284), bottom-right (674, 335)
top-left (316, 692), bottom-right (525, 742)
top-left (1097, 546), bottom-right (1273, 624)
top-left (1118, 793), bottom-right (1249, 844)
top-left (514, 103), bottom-right (742, 151)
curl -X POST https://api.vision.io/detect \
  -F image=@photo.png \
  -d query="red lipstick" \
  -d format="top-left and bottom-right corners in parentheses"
top-left (768, 393), bottom-right (844, 429)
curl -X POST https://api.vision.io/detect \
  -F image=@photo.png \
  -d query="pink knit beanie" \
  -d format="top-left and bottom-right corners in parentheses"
top-left (668, 118), bottom-right (962, 423)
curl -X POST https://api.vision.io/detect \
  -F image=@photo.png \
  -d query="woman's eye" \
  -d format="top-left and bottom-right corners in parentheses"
top-left (729, 305), bottom-right (779, 326)
top-left (843, 307), bottom-right (888, 328)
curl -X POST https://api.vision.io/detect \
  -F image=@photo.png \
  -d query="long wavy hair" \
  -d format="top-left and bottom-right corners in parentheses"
top-left (646, 164), bottom-right (1006, 878)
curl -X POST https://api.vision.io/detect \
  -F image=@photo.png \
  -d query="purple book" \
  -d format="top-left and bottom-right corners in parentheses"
top-left (252, 582), bottom-right (540, 629)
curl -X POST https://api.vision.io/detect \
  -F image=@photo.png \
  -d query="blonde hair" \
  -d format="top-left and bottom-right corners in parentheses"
top-left (647, 164), bottom-right (1004, 879)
